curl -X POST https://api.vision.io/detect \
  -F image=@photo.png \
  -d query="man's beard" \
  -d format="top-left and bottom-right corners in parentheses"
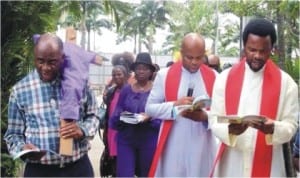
top-left (246, 58), bottom-right (265, 72)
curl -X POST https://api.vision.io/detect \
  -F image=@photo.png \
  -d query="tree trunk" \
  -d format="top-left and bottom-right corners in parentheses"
top-left (286, 41), bottom-right (292, 60)
top-left (94, 31), bottom-right (96, 51)
top-left (80, 2), bottom-right (87, 50)
top-left (133, 33), bottom-right (137, 54)
top-left (87, 29), bottom-right (91, 51)
top-left (213, 0), bottom-right (219, 55)
top-left (80, 21), bottom-right (87, 49)
top-left (239, 16), bottom-right (243, 58)
top-left (146, 36), bottom-right (153, 54)
top-left (276, 0), bottom-right (285, 69)
top-left (138, 34), bottom-right (142, 53)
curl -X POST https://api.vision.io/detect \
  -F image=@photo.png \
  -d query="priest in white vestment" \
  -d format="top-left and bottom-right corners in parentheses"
top-left (145, 33), bottom-right (218, 177)
top-left (209, 18), bottom-right (299, 177)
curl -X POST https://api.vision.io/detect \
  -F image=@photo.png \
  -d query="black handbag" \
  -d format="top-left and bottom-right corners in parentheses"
top-left (99, 147), bottom-right (115, 177)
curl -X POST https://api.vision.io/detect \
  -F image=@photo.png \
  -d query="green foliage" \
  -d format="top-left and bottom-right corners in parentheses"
top-left (218, 22), bottom-right (240, 56)
top-left (220, 0), bottom-right (265, 17)
top-left (221, 1), bottom-right (299, 58)
top-left (117, 0), bottom-right (169, 54)
top-left (1, 1), bottom-right (59, 177)
top-left (1, 153), bottom-right (22, 177)
top-left (58, 1), bottom-right (130, 50)
top-left (285, 59), bottom-right (300, 84)
top-left (103, 0), bottom-right (133, 31)
top-left (162, 1), bottom-right (216, 54)
top-left (271, 55), bottom-right (299, 83)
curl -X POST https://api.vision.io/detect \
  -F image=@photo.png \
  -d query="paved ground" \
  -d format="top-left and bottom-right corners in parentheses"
top-left (88, 131), bottom-right (104, 177)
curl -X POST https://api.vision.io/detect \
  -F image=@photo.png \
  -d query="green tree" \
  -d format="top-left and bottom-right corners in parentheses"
top-left (58, 0), bottom-right (130, 50)
top-left (117, 0), bottom-right (170, 54)
top-left (162, 1), bottom-right (215, 54)
top-left (1, 1), bottom-right (60, 176)
top-left (58, 1), bottom-right (104, 49)
top-left (86, 9), bottom-right (112, 51)
top-left (220, 1), bottom-right (299, 59)
top-left (221, 0), bottom-right (299, 82)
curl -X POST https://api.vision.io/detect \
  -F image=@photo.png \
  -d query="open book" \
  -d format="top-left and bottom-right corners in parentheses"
top-left (174, 95), bottom-right (211, 115)
top-left (14, 148), bottom-right (59, 160)
top-left (120, 111), bottom-right (145, 124)
top-left (217, 115), bottom-right (267, 124)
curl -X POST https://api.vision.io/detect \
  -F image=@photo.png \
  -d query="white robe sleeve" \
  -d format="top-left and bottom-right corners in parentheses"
top-left (209, 69), bottom-right (232, 146)
top-left (269, 71), bottom-right (299, 145)
top-left (146, 68), bottom-right (174, 120)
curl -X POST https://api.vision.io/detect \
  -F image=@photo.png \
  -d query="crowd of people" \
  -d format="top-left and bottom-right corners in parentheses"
top-left (4, 18), bottom-right (299, 177)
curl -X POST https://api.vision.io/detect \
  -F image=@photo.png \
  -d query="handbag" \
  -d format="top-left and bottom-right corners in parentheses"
top-left (98, 102), bottom-right (106, 129)
top-left (100, 147), bottom-right (115, 177)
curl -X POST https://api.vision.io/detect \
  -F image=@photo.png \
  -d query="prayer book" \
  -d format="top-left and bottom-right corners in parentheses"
top-left (120, 111), bottom-right (145, 124)
top-left (14, 148), bottom-right (58, 160)
top-left (217, 115), bottom-right (267, 124)
top-left (174, 95), bottom-right (211, 115)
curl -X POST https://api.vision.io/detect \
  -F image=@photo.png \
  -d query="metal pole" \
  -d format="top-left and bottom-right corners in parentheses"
top-left (283, 141), bottom-right (296, 177)
top-left (214, 0), bottom-right (219, 55)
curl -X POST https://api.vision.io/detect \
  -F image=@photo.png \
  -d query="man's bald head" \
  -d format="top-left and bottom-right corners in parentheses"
top-left (180, 33), bottom-right (206, 73)
top-left (34, 33), bottom-right (64, 82)
top-left (208, 54), bottom-right (221, 72)
top-left (208, 54), bottom-right (220, 64)
top-left (181, 33), bottom-right (205, 52)
top-left (35, 33), bottom-right (63, 51)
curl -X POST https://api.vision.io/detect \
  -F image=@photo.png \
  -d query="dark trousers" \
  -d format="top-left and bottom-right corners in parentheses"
top-left (23, 154), bottom-right (94, 177)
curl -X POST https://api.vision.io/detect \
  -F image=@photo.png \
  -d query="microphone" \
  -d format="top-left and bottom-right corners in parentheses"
top-left (187, 82), bottom-right (195, 97)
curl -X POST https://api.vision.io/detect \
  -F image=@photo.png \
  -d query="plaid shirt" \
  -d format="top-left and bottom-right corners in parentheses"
top-left (4, 70), bottom-right (99, 165)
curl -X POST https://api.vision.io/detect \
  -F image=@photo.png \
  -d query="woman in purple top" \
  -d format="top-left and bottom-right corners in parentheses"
top-left (101, 65), bottom-right (129, 176)
top-left (109, 52), bottom-right (161, 177)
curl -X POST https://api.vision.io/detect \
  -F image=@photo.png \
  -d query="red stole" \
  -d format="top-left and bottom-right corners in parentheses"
top-left (148, 61), bottom-right (216, 177)
top-left (210, 59), bottom-right (281, 177)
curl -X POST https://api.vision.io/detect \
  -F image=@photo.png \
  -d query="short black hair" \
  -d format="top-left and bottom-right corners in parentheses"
top-left (242, 18), bottom-right (277, 47)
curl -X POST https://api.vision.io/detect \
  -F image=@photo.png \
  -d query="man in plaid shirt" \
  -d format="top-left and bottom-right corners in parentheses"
top-left (4, 33), bottom-right (99, 177)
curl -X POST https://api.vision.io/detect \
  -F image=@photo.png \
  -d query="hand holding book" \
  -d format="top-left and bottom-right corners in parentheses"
top-left (175, 95), bottom-right (211, 122)
top-left (14, 143), bottom-right (59, 160)
top-left (218, 115), bottom-right (274, 135)
top-left (14, 149), bottom-right (47, 160)
top-left (242, 116), bottom-right (274, 134)
top-left (218, 115), bottom-right (266, 124)
top-left (175, 95), bottom-right (211, 113)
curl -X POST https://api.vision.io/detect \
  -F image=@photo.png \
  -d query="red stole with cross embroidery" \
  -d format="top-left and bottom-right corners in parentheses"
top-left (209, 59), bottom-right (281, 177)
top-left (148, 61), bottom-right (216, 177)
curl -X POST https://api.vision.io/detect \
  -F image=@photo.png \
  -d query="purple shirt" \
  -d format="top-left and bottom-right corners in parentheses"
top-left (33, 34), bottom-right (97, 120)
top-left (60, 42), bottom-right (96, 120)
top-left (109, 84), bottom-right (161, 176)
